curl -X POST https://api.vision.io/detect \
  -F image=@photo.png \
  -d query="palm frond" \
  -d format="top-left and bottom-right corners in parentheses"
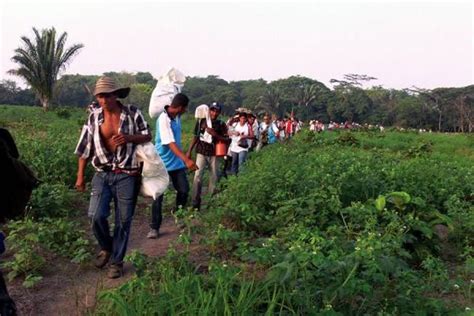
top-left (9, 27), bottom-right (84, 108)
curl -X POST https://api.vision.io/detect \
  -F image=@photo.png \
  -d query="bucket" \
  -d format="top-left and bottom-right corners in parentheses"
top-left (215, 141), bottom-right (228, 157)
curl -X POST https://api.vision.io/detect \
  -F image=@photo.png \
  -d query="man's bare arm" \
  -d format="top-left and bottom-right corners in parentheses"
top-left (186, 136), bottom-right (198, 158)
top-left (169, 142), bottom-right (198, 171)
top-left (75, 158), bottom-right (88, 192)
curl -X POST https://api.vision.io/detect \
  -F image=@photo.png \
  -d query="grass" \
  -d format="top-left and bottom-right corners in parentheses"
top-left (2, 105), bottom-right (473, 314)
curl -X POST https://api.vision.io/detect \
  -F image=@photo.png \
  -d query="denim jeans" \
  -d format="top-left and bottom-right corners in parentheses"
top-left (88, 172), bottom-right (138, 265)
top-left (151, 168), bottom-right (189, 230)
top-left (230, 150), bottom-right (248, 174)
top-left (192, 154), bottom-right (218, 208)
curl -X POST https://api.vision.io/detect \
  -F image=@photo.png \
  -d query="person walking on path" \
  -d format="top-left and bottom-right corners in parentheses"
top-left (257, 114), bottom-right (278, 150)
top-left (74, 76), bottom-right (151, 279)
top-left (147, 93), bottom-right (197, 239)
top-left (228, 112), bottom-right (253, 175)
top-left (186, 102), bottom-right (228, 210)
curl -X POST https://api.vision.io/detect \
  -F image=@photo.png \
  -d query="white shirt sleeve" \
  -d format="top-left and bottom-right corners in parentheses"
top-left (158, 112), bottom-right (175, 145)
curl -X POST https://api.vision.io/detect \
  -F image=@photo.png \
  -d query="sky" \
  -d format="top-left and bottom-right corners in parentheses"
top-left (0, 0), bottom-right (473, 90)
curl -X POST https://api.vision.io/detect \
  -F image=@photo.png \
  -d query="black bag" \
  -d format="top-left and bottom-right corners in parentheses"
top-left (237, 138), bottom-right (249, 149)
top-left (0, 128), bottom-right (39, 222)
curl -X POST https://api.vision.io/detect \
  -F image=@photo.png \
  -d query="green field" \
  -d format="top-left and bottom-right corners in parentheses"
top-left (1, 105), bottom-right (473, 314)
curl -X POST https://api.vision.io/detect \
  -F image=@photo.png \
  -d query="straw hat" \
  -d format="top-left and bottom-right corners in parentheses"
top-left (93, 76), bottom-right (130, 98)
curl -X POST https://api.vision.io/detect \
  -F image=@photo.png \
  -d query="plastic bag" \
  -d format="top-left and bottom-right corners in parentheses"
top-left (148, 68), bottom-right (186, 119)
top-left (237, 138), bottom-right (249, 148)
top-left (135, 142), bottom-right (169, 199)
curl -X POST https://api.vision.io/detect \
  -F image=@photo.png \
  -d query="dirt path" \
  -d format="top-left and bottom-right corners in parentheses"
top-left (8, 206), bottom-right (181, 316)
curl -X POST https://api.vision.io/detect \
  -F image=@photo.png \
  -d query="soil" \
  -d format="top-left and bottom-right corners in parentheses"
top-left (7, 200), bottom-right (185, 316)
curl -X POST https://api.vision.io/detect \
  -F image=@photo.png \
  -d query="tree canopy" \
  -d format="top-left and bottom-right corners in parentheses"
top-left (8, 27), bottom-right (84, 110)
top-left (1, 71), bottom-right (472, 132)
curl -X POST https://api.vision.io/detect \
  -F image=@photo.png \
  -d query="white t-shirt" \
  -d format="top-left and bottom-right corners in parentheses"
top-left (157, 111), bottom-right (175, 145)
top-left (229, 122), bottom-right (250, 153)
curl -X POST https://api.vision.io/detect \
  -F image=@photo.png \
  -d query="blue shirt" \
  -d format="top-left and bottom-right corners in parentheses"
top-left (155, 110), bottom-right (185, 171)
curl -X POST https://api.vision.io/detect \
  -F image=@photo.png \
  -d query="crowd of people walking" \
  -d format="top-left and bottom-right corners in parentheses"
top-left (78, 76), bottom-right (389, 279)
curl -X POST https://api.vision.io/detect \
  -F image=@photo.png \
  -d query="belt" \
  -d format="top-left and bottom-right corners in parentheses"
top-left (100, 167), bottom-right (140, 176)
top-left (112, 169), bottom-right (140, 176)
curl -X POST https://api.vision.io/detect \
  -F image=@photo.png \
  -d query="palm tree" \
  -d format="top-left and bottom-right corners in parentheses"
top-left (295, 84), bottom-right (318, 107)
top-left (8, 27), bottom-right (84, 110)
top-left (257, 86), bottom-right (282, 116)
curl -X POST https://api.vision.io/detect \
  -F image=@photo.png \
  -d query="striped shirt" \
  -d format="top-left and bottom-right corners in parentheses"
top-left (75, 103), bottom-right (150, 171)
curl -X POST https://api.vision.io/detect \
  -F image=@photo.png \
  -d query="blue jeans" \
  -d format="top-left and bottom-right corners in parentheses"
top-left (88, 172), bottom-right (138, 265)
top-left (231, 151), bottom-right (248, 174)
top-left (151, 168), bottom-right (189, 230)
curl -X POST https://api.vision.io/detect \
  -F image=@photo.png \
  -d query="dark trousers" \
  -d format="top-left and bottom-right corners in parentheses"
top-left (0, 271), bottom-right (16, 315)
top-left (89, 172), bottom-right (138, 264)
top-left (151, 168), bottom-right (189, 230)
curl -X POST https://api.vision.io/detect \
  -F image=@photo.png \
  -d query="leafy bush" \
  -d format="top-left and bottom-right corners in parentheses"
top-left (202, 130), bottom-right (473, 313)
top-left (28, 183), bottom-right (74, 217)
top-left (54, 108), bottom-right (72, 119)
top-left (3, 217), bottom-right (91, 287)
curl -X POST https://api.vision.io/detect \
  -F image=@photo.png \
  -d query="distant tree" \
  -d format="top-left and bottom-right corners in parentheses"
top-left (234, 79), bottom-right (267, 111)
top-left (0, 80), bottom-right (36, 105)
top-left (103, 71), bottom-right (136, 88)
top-left (453, 93), bottom-right (473, 133)
top-left (214, 85), bottom-right (241, 111)
top-left (54, 74), bottom-right (98, 107)
top-left (366, 86), bottom-right (397, 125)
top-left (258, 86), bottom-right (283, 116)
top-left (329, 74), bottom-right (377, 123)
top-left (183, 75), bottom-right (231, 111)
top-left (8, 27), bottom-right (83, 110)
top-left (330, 73), bottom-right (378, 88)
top-left (0, 80), bottom-right (19, 104)
top-left (395, 96), bottom-right (431, 128)
top-left (126, 83), bottom-right (153, 110)
top-left (135, 72), bottom-right (157, 86)
top-left (268, 76), bottom-right (332, 120)
top-left (295, 84), bottom-right (319, 107)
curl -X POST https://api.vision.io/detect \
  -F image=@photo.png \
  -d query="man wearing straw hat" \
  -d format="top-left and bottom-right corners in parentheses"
top-left (74, 76), bottom-right (151, 278)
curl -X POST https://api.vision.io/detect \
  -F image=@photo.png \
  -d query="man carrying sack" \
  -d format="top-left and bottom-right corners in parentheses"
top-left (187, 102), bottom-right (228, 210)
top-left (74, 76), bottom-right (151, 279)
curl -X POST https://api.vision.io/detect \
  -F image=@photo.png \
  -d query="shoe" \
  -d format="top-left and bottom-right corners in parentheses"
top-left (147, 229), bottom-right (159, 239)
top-left (107, 263), bottom-right (123, 279)
top-left (94, 250), bottom-right (111, 269)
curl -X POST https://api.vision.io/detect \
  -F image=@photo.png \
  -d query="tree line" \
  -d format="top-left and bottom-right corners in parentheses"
top-left (2, 27), bottom-right (472, 132)
top-left (2, 73), bottom-right (472, 132)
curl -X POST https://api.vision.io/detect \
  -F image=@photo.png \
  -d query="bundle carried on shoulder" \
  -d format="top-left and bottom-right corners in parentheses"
top-left (148, 68), bottom-right (186, 119)
top-left (194, 104), bottom-right (213, 144)
top-left (135, 142), bottom-right (169, 199)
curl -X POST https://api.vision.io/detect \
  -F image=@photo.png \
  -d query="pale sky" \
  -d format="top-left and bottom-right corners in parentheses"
top-left (1, 0), bottom-right (473, 90)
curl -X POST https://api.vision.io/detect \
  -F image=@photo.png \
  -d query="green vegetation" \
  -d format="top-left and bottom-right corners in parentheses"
top-left (0, 105), bottom-right (472, 313)
top-left (8, 27), bottom-right (84, 110)
top-left (98, 130), bottom-right (473, 314)
top-left (0, 105), bottom-right (196, 288)
top-left (2, 72), bottom-right (473, 132)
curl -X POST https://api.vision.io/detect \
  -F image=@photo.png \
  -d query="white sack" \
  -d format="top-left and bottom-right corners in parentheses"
top-left (135, 142), bottom-right (169, 199)
top-left (194, 104), bottom-right (212, 143)
top-left (148, 68), bottom-right (186, 119)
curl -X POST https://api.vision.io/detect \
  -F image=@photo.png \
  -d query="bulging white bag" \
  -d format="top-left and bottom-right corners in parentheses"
top-left (148, 68), bottom-right (186, 119)
top-left (136, 142), bottom-right (169, 199)
top-left (194, 104), bottom-right (212, 143)
top-left (194, 104), bottom-right (209, 119)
